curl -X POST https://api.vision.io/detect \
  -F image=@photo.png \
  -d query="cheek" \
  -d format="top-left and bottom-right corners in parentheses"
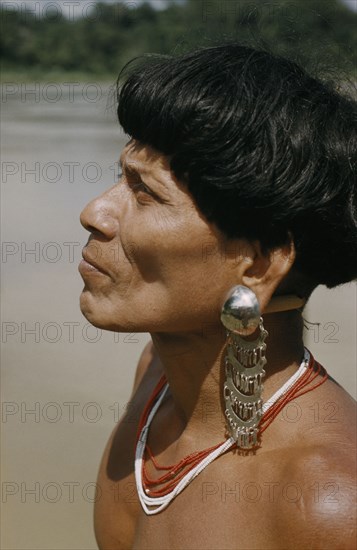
top-left (122, 207), bottom-right (226, 290)
top-left (125, 230), bottom-right (204, 285)
top-left (127, 230), bottom-right (227, 313)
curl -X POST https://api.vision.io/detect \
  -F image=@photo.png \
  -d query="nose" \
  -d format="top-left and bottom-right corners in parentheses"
top-left (80, 186), bottom-right (119, 240)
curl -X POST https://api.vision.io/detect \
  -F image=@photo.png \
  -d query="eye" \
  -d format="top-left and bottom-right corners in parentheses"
top-left (118, 165), bottom-right (154, 199)
top-left (130, 181), bottom-right (153, 195)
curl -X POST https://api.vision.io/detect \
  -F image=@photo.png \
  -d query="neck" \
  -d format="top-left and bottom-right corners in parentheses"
top-left (150, 309), bottom-right (305, 442)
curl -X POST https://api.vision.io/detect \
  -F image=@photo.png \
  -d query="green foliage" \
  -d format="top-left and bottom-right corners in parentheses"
top-left (0, 0), bottom-right (355, 80)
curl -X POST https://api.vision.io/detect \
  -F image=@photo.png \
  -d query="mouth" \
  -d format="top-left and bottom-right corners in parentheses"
top-left (79, 249), bottom-right (109, 276)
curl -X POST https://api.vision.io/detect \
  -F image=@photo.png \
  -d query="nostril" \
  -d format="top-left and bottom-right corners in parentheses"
top-left (86, 224), bottom-right (99, 234)
top-left (88, 227), bottom-right (110, 241)
top-left (80, 206), bottom-right (103, 235)
top-left (80, 211), bottom-right (116, 242)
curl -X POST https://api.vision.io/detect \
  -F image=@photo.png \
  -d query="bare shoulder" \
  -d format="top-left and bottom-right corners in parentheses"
top-left (275, 390), bottom-right (356, 549)
top-left (279, 445), bottom-right (356, 548)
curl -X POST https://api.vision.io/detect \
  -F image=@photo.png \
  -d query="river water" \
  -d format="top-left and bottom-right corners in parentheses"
top-left (1, 84), bottom-right (356, 549)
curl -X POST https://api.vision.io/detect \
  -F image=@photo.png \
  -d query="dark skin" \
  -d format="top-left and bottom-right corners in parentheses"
top-left (79, 140), bottom-right (356, 549)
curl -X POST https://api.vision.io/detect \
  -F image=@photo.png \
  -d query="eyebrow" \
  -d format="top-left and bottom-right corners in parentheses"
top-left (119, 153), bottom-right (172, 194)
top-left (119, 155), bottom-right (147, 174)
top-left (119, 149), bottom-right (177, 200)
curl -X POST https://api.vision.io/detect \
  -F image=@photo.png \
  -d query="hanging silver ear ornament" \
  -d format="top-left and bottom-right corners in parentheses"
top-left (221, 285), bottom-right (268, 450)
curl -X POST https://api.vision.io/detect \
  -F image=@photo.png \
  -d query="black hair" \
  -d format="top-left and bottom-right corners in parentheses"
top-left (117, 43), bottom-right (357, 289)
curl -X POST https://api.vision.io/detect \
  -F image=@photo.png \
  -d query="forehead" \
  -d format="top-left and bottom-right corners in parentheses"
top-left (120, 139), bottom-right (171, 175)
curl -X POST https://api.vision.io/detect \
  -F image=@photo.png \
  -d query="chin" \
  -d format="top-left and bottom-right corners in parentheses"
top-left (79, 291), bottom-right (110, 330)
top-left (79, 290), bottom-right (143, 333)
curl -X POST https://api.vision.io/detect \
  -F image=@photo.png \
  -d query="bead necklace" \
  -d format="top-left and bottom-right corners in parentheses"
top-left (135, 348), bottom-right (328, 515)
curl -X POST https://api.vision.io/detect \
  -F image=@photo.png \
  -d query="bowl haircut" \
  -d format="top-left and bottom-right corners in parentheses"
top-left (117, 43), bottom-right (357, 290)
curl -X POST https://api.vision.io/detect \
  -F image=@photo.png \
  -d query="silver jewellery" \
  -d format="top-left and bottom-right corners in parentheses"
top-left (221, 285), bottom-right (268, 450)
top-left (133, 285), bottom-right (313, 514)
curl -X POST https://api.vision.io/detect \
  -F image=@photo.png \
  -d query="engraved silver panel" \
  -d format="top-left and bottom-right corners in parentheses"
top-left (223, 318), bottom-right (268, 449)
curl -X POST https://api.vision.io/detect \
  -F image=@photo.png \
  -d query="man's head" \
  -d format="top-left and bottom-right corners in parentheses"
top-left (79, 43), bottom-right (356, 333)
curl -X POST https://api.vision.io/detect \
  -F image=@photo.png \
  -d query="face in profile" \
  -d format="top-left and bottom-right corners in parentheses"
top-left (79, 140), bottom-right (247, 335)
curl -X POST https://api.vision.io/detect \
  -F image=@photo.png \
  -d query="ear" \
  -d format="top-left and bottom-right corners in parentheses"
top-left (241, 238), bottom-right (296, 314)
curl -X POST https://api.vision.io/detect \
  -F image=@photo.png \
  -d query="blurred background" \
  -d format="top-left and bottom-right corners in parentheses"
top-left (1, 0), bottom-right (356, 548)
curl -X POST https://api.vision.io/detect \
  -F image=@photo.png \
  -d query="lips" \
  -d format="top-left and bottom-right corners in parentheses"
top-left (80, 248), bottom-right (109, 276)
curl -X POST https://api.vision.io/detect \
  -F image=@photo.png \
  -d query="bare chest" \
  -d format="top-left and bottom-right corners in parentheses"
top-left (95, 448), bottom-right (293, 550)
top-left (94, 378), bottom-right (355, 549)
